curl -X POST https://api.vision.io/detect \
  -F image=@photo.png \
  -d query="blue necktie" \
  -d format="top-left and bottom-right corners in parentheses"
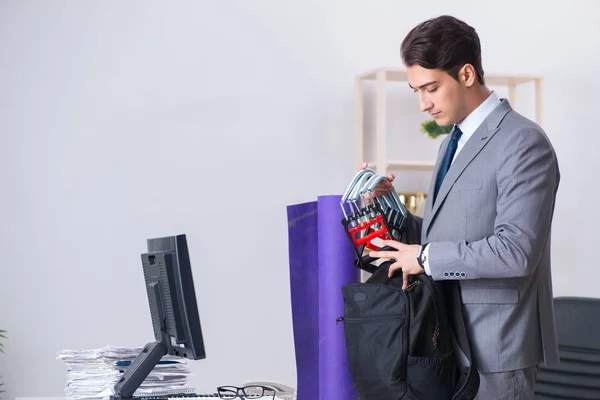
top-left (434, 126), bottom-right (463, 202)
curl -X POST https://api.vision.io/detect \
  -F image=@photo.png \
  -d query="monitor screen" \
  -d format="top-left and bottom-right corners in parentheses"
top-left (144, 234), bottom-right (206, 360)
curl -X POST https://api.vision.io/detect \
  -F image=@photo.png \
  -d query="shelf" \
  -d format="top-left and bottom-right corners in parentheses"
top-left (354, 66), bottom-right (544, 178)
top-left (355, 66), bottom-right (544, 284)
top-left (358, 66), bottom-right (541, 86)
top-left (367, 160), bottom-right (435, 171)
top-left (358, 67), bottom-right (409, 82)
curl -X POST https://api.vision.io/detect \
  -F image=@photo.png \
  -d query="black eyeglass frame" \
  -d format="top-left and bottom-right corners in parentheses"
top-left (216, 385), bottom-right (276, 399)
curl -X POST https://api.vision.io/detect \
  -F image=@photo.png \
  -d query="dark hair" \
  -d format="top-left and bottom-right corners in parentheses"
top-left (401, 15), bottom-right (485, 85)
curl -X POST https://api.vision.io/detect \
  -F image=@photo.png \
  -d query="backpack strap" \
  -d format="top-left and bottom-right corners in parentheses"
top-left (447, 281), bottom-right (480, 400)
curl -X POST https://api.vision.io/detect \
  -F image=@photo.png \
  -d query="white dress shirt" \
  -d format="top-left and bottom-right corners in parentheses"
top-left (422, 92), bottom-right (501, 275)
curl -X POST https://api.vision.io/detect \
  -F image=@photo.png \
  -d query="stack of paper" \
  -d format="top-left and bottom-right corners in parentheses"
top-left (57, 345), bottom-right (194, 400)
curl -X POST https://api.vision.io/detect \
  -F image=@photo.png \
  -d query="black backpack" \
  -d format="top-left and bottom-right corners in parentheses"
top-left (338, 215), bottom-right (479, 399)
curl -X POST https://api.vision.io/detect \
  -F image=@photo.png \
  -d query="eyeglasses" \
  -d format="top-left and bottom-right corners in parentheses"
top-left (217, 385), bottom-right (276, 399)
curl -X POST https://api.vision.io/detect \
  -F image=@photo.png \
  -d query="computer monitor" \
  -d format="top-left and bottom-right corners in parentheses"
top-left (112, 234), bottom-right (206, 399)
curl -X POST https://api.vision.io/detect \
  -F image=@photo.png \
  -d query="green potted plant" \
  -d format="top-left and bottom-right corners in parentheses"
top-left (420, 119), bottom-right (453, 139)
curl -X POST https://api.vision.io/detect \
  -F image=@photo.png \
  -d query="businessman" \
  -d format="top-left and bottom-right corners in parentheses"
top-left (367, 15), bottom-right (560, 399)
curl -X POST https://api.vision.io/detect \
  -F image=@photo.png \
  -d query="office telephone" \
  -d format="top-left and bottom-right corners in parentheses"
top-left (241, 381), bottom-right (295, 398)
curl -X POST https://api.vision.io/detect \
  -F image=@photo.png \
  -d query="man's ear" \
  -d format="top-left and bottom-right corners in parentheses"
top-left (459, 64), bottom-right (477, 87)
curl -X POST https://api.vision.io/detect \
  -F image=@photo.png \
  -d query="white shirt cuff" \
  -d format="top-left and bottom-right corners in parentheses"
top-left (423, 244), bottom-right (431, 275)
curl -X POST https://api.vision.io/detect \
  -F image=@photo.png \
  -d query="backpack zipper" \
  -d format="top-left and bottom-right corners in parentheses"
top-left (403, 287), bottom-right (410, 381)
top-left (418, 277), bottom-right (441, 350)
top-left (336, 314), bottom-right (404, 324)
top-left (404, 279), bottom-right (420, 292)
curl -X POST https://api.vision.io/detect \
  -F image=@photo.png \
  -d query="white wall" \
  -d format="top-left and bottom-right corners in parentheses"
top-left (1, 0), bottom-right (598, 397)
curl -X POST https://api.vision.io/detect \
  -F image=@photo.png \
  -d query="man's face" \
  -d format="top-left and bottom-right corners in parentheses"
top-left (407, 65), bottom-right (467, 127)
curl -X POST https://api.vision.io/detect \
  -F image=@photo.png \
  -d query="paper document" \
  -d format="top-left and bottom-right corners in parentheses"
top-left (57, 345), bottom-right (194, 400)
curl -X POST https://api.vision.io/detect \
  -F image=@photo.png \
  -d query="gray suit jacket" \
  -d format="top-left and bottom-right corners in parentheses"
top-left (419, 99), bottom-right (560, 373)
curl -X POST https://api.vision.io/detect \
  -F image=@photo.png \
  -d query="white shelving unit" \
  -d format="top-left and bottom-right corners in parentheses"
top-left (354, 66), bottom-right (544, 174)
top-left (354, 67), bottom-right (544, 283)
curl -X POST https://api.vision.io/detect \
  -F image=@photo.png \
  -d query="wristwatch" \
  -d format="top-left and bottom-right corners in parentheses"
top-left (416, 244), bottom-right (428, 268)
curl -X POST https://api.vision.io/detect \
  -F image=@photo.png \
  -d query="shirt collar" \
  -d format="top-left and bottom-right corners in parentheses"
top-left (455, 91), bottom-right (501, 140)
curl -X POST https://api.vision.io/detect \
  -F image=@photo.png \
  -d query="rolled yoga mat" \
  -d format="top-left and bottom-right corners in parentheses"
top-left (287, 200), bottom-right (319, 400)
top-left (286, 194), bottom-right (359, 400)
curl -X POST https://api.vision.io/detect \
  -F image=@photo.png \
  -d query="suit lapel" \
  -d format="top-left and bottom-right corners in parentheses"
top-left (424, 99), bottom-right (512, 236)
top-left (422, 136), bottom-right (449, 234)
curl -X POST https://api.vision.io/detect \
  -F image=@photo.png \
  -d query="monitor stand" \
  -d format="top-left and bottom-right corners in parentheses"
top-left (111, 282), bottom-right (170, 399)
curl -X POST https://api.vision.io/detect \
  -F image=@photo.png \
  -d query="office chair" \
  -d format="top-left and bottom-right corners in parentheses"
top-left (535, 297), bottom-right (600, 399)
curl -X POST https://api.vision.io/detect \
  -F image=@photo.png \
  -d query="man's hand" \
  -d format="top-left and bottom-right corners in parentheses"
top-left (359, 162), bottom-right (396, 199)
top-left (369, 240), bottom-right (424, 289)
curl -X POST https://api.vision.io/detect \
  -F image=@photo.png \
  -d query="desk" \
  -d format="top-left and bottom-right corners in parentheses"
top-left (16, 398), bottom-right (66, 400)
top-left (17, 396), bottom-right (289, 400)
